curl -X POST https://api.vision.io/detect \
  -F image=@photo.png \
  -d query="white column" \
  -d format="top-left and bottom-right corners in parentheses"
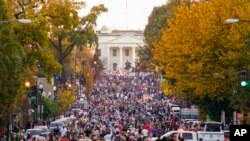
top-left (107, 47), bottom-right (110, 70)
top-left (120, 47), bottom-right (123, 69)
top-left (132, 47), bottom-right (136, 67)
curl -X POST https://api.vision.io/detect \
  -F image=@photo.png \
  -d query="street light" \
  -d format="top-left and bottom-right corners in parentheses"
top-left (37, 83), bottom-right (44, 122)
top-left (0, 18), bottom-right (31, 24)
top-left (53, 85), bottom-right (58, 101)
top-left (226, 18), bottom-right (250, 23)
top-left (68, 83), bottom-right (72, 88)
top-left (48, 91), bottom-right (52, 97)
top-left (25, 81), bottom-right (31, 88)
top-left (53, 85), bottom-right (57, 91)
top-left (42, 91), bottom-right (46, 97)
top-left (38, 83), bottom-right (44, 90)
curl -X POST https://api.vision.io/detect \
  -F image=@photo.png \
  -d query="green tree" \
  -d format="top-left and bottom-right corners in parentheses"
top-left (0, 0), bottom-right (26, 118)
top-left (43, 97), bottom-right (58, 120)
top-left (91, 52), bottom-right (104, 81)
top-left (139, 0), bottom-right (191, 71)
top-left (6, 0), bottom-right (62, 81)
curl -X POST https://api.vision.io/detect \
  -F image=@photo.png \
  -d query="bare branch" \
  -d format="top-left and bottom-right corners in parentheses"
top-left (49, 39), bottom-right (59, 51)
top-left (62, 44), bottom-right (75, 60)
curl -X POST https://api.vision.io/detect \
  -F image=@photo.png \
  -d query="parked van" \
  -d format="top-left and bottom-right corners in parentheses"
top-left (171, 106), bottom-right (181, 115)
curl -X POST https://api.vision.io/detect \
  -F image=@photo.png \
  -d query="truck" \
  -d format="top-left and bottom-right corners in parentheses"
top-left (152, 122), bottom-right (224, 141)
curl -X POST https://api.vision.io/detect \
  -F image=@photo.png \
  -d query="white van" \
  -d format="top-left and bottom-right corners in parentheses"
top-left (171, 106), bottom-right (181, 115)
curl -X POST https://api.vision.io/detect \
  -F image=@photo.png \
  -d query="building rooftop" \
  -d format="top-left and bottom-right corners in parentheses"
top-left (96, 26), bottom-right (143, 36)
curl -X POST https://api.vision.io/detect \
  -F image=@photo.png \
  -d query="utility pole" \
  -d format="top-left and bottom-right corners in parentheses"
top-left (125, 0), bottom-right (128, 30)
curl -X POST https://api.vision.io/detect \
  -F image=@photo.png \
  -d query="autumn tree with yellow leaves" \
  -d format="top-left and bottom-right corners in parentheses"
top-left (139, 0), bottom-right (187, 72)
top-left (84, 60), bottom-right (94, 103)
top-left (153, 0), bottom-right (250, 121)
top-left (57, 89), bottom-right (76, 114)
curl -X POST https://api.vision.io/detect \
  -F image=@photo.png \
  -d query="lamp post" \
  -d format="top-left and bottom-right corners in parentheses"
top-left (23, 81), bottom-right (31, 127)
top-left (226, 18), bottom-right (250, 125)
top-left (226, 18), bottom-right (250, 23)
top-left (38, 83), bottom-right (44, 122)
top-left (53, 85), bottom-right (57, 101)
top-left (48, 91), bottom-right (52, 98)
top-left (0, 19), bottom-right (31, 24)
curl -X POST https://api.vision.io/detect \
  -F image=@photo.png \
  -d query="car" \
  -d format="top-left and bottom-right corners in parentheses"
top-left (49, 121), bottom-right (64, 131)
top-left (55, 117), bottom-right (72, 125)
top-left (54, 115), bottom-right (64, 120)
top-left (24, 128), bottom-right (42, 139)
top-left (34, 126), bottom-right (50, 136)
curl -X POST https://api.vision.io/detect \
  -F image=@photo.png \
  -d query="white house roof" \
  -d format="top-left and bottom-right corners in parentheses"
top-left (99, 33), bottom-right (144, 44)
top-left (98, 36), bottom-right (117, 43)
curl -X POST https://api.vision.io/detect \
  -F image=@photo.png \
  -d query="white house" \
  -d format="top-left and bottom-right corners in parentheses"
top-left (97, 26), bottom-right (145, 71)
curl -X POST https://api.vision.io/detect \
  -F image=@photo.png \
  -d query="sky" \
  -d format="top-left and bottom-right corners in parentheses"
top-left (79, 0), bottom-right (167, 30)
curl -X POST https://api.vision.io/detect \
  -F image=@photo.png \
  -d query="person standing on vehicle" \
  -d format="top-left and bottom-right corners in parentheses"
top-left (60, 126), bottom-right (67, 137)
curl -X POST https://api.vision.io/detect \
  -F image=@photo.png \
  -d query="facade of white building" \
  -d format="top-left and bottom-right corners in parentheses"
top-left (97, 27), bottom-right (145, 71)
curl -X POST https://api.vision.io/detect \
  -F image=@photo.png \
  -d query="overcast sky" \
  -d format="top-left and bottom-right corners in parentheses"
top-left (79, 0), bottom-right (167, 30)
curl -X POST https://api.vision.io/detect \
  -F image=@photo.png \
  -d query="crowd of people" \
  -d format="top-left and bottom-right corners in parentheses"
top-left (26, 73), bottom-right (183, 141)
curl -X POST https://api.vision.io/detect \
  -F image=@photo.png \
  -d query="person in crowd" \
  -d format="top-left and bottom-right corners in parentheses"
top-left (46, 73), bottom-right (184, 140)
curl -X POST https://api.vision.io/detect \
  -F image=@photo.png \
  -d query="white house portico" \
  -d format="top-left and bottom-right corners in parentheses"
top-left (97, 27), bottom-right (145, 71)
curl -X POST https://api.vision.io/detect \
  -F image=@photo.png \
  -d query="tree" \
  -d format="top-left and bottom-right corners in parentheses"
top-left (84, 60), bottom-right (94, 103)
top-left (57, 90), bottom-right (75, 114)
top-left (154, 0), bottom-right (250, 118)
top-left (91, 51), bottom-right (104, 81)
top-left (43, 97), bottom-right (58, 120)
top-left (6, 0), bottom-right (62, 81)
top-left (144, 1), bottom-right (175, 48)
top-left (5, 0), bottom-right (107, 82)
top-left (136, 45), bottom-right (153, 72)
top-left (0, 0), bottom-right (26, 118)
top-left (139, 0), bottom-right (191, 72)
top-left (44, 0), bottom-right (107, 81)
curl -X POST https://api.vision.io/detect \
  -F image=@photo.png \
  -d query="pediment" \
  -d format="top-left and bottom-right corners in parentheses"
top-left (107, 33), bottom-right (144, 44)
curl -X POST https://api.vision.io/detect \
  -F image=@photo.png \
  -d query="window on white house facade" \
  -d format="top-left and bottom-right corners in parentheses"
top-left (125, 49), bottom-right (129, 56)
top-left (113, 49), bottom-right (117, 56)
